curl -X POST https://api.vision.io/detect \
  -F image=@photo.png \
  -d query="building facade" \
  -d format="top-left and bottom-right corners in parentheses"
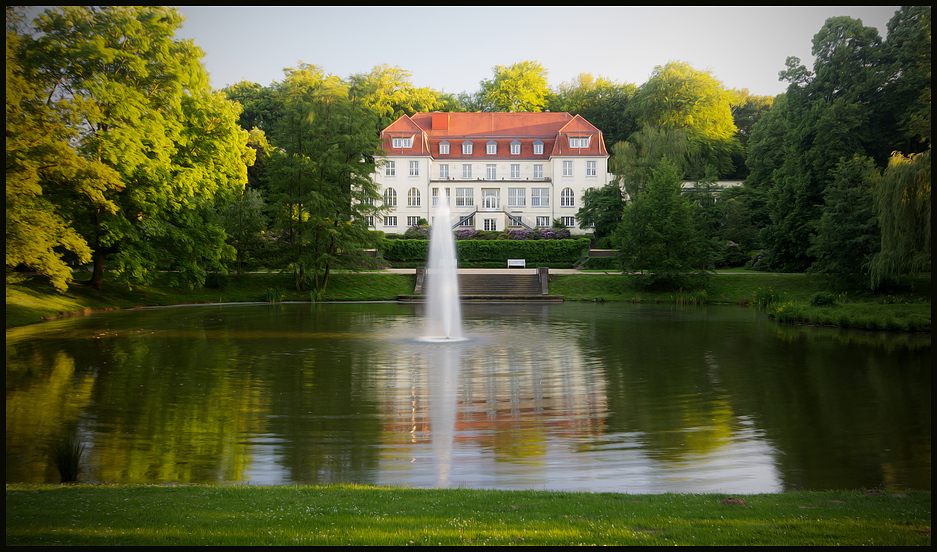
top-left (371, 112), bottom-right (610, 233)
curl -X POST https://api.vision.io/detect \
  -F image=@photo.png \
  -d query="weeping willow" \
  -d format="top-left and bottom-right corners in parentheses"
top-left (869, 150), bottom-right (931, 288)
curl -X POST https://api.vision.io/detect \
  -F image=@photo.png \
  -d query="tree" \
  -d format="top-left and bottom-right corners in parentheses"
top-left (609, 126), bottom-right (689, 202)
top-left (882, 6), bottom-right (931, 153)
top-left (264, 64), bottom-right (385, 293)
top-left (629, 61), bottom-right (740, 177)
top-left (612, 159), bottom-right (708, 290)
top-left (19, 6), bottom-right (252, 290)
top-left (869, 150), bottom-right (931, 288)
top-left (477, 60), bottom-right (550, 112)
top-left (807, 155), bottom-right (880, 286)
top-left (6, 7), bottom-right (121, 291)
top-left (349, 64), bottom-right (443, 134)
top-left (576, 183), bottom-right (624, 243)
top-left (549, 73), bottom-right (639, 146)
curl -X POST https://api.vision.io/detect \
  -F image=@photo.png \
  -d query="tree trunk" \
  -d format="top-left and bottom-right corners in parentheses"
top-left (89, 250), bottom-right (105, 291)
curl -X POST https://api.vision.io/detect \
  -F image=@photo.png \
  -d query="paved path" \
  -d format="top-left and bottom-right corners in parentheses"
top-left (383, 267), bottom-right (583, 275)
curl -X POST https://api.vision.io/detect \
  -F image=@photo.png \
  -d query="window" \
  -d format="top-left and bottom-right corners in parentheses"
top-left (457, 215), bottom-right (474, 227)
top-left (462, 164), bottom-right (472, 179)
top-left (486, 140), bottom-right (497, 155)
top-left (455, 187), bottom-right (473, 207)
top-left (562, 161), bottom-right (573, 177)
top-left (531, 188), bottom-right (549, 207)
top-left (560, 187), bottom-right (575, 207)
top-left (362, 195), bottom-right (374, 206)
top-left (407, 216), bottom-right (421, 227)
top-left (407, 187), bottom-right (420, 207)
top-left (507, 214), bottom-right (523, 227)
top-left (586, 160), bottom-right (597, 177)
top-left (510, 164), bottom-right (520, 179)
top-left (366, 216), bottom-right (374, 227)
top-left (384, 216), bottom-right (397, 226)
top-left (484, 218), bottom-right (497, 231)
top-left (383, 188), bottom-right (397, 207)
top-left (533, 164), bottom-right (543, 179)
top-left (439, 141), bottom-right (449, 155)
top-left (409, 161), bottom-right (420, 176)
top-left (439, 164), bottom-right (449, 179)
top-left (392, 137), bottom-right (412, 148)
top-left (482, 188), bottom-right (499, 210)
top-left (562, 216), bottom-right (576, 228)
top-left (486, 164), bottom-right (496, 180)
top-left (536, 216), bottom-right (550, 227)
top-left (533, 140), bottom-right (543, 155)
top-left (384, 161), bottom-right (396, 177)
top-left (462, 141), bottom-right (473, 155)
top-left (432, 187), bottom-right (439, 207)
top-left (569, 136), bottom-right (590, 148)
top-left (508, 187), bottom-right (525, 207)
top-left (511, 140), bottom-right (521, 155)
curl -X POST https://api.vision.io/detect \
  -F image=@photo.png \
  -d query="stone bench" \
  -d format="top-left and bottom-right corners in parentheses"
top-left (507, 259), bottom-right (526, 268)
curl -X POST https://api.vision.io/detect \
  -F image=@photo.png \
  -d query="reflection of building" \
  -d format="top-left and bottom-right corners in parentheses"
top-left (375, 341), bottom-right (607, 457)
top-left (372, 112), bottom-right (610, 233)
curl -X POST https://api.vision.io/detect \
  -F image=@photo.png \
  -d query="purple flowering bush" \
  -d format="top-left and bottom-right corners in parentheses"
top-left (506, 228), bottom-right (571, 240)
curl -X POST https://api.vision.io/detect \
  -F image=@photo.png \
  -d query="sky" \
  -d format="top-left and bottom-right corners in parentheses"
top-left (171, 6), bottom-right (901, 98)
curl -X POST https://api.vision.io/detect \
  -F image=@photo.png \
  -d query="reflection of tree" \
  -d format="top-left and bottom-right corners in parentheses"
top-left (5, 350), bottom-right (94, 482)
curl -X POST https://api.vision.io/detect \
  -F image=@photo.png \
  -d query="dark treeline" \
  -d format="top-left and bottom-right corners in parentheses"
top-left (7, 6), bottom-right (930, 294)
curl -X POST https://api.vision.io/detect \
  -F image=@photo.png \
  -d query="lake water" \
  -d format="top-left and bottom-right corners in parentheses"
top-left (6, 301), bottom-right (930, 493)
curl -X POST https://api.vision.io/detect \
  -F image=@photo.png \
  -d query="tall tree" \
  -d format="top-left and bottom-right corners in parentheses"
top-left (612, 159), bottom-right (708, 290)
top-left (349, 64), bottom-right (442, 134)
top-left (19, 6), bottom-right (252, 290)
top-left (265, 64), bottom-right (385, 293)
top-left (609, 126), bottom-right (689, 202)
top-left (575, 183), bottom-right (624, 243)
top-left (869, 150), bottom-right (931, 288)
top-left (477, 60), bottom-right (550, 112)
top-left (549, 73), bottom-right (639, 146)
top-left (629, 61), bottom-right (740, 177)
top-left (807, 155), bottom-right (881, 286)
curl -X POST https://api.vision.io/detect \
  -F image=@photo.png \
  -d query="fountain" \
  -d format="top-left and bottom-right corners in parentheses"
top-left (423, 197), bottom-right (463, 340)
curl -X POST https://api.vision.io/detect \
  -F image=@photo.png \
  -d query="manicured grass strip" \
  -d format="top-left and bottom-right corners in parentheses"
top-left (5, 484), bottom-right (930, 546)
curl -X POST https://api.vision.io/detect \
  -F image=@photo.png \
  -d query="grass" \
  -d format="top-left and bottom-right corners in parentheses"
top-left (48, 435), bottom-right (85, 483)
top-left (5, 484), bottom-right (930, 546)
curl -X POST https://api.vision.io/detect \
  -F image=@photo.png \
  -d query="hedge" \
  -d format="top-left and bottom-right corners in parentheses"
top-left (380, 238), bottom-right (590, 264)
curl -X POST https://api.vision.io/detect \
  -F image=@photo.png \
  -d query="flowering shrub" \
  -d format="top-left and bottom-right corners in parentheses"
top-left (455, 228), bottom-right (479, 240)
top-left (403, 225), bottom-right (429, 239)
top-left (506, 228), bottom-right (571, 240)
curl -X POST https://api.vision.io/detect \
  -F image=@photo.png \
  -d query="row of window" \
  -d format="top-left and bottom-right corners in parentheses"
top-left (392, 136), bottom-right (591, 156)
top-left (376, 215), bottom-right (578, 229)
top-left (384, 160), bottom-right (598, 178)
top-left (381, 187), bottom-right (579, 208)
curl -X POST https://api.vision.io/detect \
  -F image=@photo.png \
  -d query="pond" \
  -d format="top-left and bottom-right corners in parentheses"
top-left (6, 301), bottom-right (930, 493)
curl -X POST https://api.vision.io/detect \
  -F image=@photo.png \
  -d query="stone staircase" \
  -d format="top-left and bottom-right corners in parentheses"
top-left (398, 269), bottom-right (562, 302)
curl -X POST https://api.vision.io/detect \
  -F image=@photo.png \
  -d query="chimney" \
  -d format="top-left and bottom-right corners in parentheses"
top-left (432, 112), bottom-right (449, 130)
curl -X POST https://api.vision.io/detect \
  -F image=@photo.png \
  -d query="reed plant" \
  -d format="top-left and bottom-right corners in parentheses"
top-left (49, 435), bottom-right (85, 483)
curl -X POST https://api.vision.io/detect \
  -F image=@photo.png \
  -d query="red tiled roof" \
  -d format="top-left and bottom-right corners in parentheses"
top-left (381, 112), bottom-right (608, 158)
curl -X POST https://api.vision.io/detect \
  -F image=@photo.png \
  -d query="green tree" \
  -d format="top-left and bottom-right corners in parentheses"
top-left (220, 187), bottom-right (268, 278)
top-left (807, 155), bottom-right (881, 286)
top-left (610, 126), bottom-right (689, 202)
top-left (869, 150), bottom-right (931, 288)
top-left (477, 60), bottom-right (550, 112)
top-left (630, 61), bottom-right (740, 177)
top-left (576, 183), bottom-right (624, 243)
top-left (6, 7), bottom-right (121, 291)
top-left (349, 64), bottom-right (443, 134)
top-left (612, 159), bottom-right (708, 290)
top-left (22, 6), bottom-right (252, 290)
top-left (882, 6), bottom-right (931, 153)
top-left (265, 64), bottom-right (384, 293)
top-left (549, 73), bottom-right (639, 146)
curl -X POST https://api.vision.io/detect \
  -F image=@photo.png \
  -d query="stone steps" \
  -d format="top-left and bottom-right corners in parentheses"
top-left (399, 271), bottom-right (563, 301)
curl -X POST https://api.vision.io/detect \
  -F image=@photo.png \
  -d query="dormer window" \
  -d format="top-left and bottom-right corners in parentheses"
top-left (510, 140), bottom-right (521, 155)
top-left (462, 141), bottom-right (473, 155)
top-left (533, 140), bottom-right (544, 155)
top-left (568, 136), bottom-right (591, 149)
top-left (486, 140), bottom-right (497, 155)
top-left (438, 140), bottom-right (450, 155)
top-left (392, 137), bottom-right (412, 148)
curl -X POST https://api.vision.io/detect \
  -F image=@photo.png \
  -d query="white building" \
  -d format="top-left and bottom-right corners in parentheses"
top-left (371, 112), bottom-right (611, 233)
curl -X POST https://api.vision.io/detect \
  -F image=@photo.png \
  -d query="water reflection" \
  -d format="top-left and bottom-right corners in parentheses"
top-left (5, 302), bottom-right (930, 492)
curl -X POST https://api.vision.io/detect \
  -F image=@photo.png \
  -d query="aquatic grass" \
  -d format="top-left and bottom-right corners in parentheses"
top-left (49, 435), bottom-right (85, 483)
top-left (5, 485), bottom-right (930, 546)
top-left (769, 300), bottom-right (930, 332)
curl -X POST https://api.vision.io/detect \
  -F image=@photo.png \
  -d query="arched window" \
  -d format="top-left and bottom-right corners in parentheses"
top-left (560, 187), bottom-right (575, 207)
top-left (383, 188), bottom-right (397, 207)
top-left (407, 187), bottom-right (420, 207)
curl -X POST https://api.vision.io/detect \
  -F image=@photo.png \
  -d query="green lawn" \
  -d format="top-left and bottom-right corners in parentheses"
top-left (5, 484), bottom-right (930, 546)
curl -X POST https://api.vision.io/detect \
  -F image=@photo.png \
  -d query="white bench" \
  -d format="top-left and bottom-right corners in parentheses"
top-left (507, 259), bottom-right (526, 268)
